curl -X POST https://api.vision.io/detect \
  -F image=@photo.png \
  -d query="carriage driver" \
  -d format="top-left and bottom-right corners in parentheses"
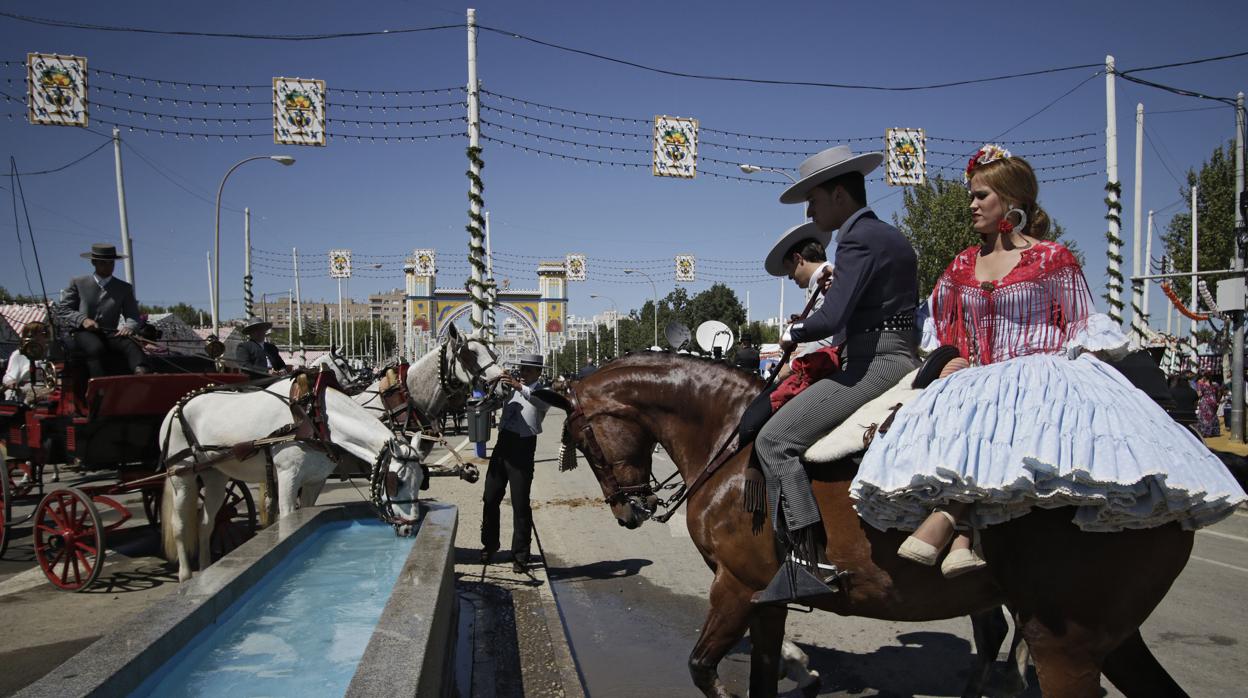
top-left (753, 146), bottom-right (921, 605)
top-left (235, 317), bottom-right (289, 377)
top-left (54, 243), bottom-right (149, 377)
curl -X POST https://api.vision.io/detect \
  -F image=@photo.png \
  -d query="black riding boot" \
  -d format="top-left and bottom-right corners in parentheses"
top-left (752, 523), bottom-right (846, 605)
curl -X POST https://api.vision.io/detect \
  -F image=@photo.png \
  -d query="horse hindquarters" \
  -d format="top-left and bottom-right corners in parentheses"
top-left (983, 508), bottom-right (1194, 697)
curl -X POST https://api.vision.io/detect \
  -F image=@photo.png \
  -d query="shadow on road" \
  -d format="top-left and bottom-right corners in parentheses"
top-left (545, 557), bottom-right (652, 582)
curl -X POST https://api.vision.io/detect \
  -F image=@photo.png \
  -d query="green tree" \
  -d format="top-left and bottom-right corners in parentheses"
top-left (140, 301), bottom-right (208, 326)
top-left (685, 283), bottom-right (746, 332)
top-left (1161, 140), bottom-right (1239, 304)
top-left (0, 286), bottom-right (42, 304)
top-left (896, 175), bottom-right (1083, 297)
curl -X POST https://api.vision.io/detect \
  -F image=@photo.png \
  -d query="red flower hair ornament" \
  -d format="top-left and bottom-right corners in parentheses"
top-left (964, 143), bottom-right (1012, 186)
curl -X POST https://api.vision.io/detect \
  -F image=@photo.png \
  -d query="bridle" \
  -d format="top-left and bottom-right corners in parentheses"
top-left (438, 337), bottom-right (501, 395)
top-left (369, 440), bottom-right (421, 529)
top-left (564, 383), bottom-right (662, 512)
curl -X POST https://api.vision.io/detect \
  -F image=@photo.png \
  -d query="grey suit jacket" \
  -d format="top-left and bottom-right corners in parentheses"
top-left (235, 340), bottom-right (270, 375)
top-left (56, 274), bottom-right (140, 332)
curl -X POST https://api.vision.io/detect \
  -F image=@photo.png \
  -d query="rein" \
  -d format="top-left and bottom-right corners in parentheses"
top-left (568, 279), bottom-right (832, 523)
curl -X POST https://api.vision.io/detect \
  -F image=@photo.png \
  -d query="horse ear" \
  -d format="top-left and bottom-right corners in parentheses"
top-left (447, 324), bottom-right (461, 343)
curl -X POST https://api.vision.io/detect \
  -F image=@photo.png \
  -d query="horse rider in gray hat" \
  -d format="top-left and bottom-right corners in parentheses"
top-left (753, 146), bottom-right (921, 605)
top-left (480, 352), bottom-right (553, 573)
top-left (54, 243), bottom-right (149, 377)
top-left (236, 317), bottom-right (289, 377)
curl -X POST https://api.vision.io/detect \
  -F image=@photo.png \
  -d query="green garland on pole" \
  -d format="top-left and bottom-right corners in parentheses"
top-left (1103, 180), bottom-right (1124, 323)
top-left (465, 145), bottom-right (487, 334)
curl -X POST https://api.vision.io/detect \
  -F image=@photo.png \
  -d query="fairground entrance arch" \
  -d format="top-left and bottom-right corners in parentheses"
top-left (405, 257), bottom-right (568, 362)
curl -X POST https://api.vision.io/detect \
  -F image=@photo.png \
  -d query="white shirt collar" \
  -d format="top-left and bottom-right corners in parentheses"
top-left (804, 261), bottom-right (833, 292)
top-left (93, 273), bottom-right (113, 286)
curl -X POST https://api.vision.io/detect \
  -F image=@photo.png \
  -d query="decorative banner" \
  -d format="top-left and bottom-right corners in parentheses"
top-left (27, 53), bottom-right (88, 127)
top-left (566, 253), bottom-right (587, 281)
top-left (273, 77), bottom-right (327, 146)
top-left (885, 128), bottom-right (926, 186)
top-left (653, 115), bottom-right (698, 179)
top-left (412, 249), bottom-right (437, 276)
top-left (675, 254), bottom-right (696, 282)
top-left (328, 249), bottom-right (352, 279)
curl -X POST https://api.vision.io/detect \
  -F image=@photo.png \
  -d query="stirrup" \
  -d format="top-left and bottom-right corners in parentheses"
top-left (897, 509), bottom-right (957, 566)
top-left (751, 558), bottom-right (848, 606)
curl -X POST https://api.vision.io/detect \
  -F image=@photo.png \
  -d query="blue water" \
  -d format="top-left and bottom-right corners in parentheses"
top-left (132, 519), bottom-right (415, 697)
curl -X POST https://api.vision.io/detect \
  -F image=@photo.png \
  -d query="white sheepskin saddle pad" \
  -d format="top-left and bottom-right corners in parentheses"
top-left (803, 368), bottom-right (921, 463)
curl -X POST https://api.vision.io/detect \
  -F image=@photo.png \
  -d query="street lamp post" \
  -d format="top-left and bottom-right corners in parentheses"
top-left (623, 269), bottom-right (658, 349)
top-left (739, 163), bottom-right (801, 338)
top-left (590, 293), bottom-right (620, 358)
top-left (213, 155), bottom-right (295, 337)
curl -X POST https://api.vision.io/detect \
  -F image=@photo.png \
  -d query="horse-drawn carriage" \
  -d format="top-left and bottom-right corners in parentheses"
top-left (0, 340), bottom-right (255, 591)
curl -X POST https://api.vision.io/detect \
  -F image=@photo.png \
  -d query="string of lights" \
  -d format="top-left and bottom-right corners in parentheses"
top-left (481, 119), bottom-right (649, 154)
top-left (928, 144), bottom-right (1100, 158)
top-left (480, 103), bottom-right (646, 137)
top-left (930, 157), bottom-right (1100, 173)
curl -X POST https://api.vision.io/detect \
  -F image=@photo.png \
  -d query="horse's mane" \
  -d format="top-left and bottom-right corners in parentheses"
top-left (586, 351), bottom-right (763, 399)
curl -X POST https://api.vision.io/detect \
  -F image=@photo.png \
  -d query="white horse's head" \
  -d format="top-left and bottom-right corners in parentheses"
top-left (442, 324), bottom-right (508, 392)
top-left (311, 348), bottom-right (366, 391)
top-left (376, 437), bottom-right (425, 536)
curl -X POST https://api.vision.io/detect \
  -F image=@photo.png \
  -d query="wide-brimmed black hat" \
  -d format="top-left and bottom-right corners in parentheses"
top-left (241, 317), bottom-right (273, 334)
top-left (80, 243), bottom-right (127, 260)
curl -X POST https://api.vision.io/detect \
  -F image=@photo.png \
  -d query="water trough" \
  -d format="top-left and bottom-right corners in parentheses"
top-left (16, 501), bottom-right (458, 698)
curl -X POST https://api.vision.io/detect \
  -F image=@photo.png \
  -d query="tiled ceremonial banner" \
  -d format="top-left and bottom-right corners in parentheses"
top-left (27, 53), bottom-right (88, 127)
top-left (412, 249), bottom-right (436, 276)
top-left (653, 115), bottom-right (698, 178)
top-left (675, 254), bottom-right (696, 282)
top-left (885, 128), bottom-right (926, 186)
top-left (565, 254), bottom-right (587, 281)
top-left (328, 249), bottom-right (352, 279)
top-left (273, 77), bottom-right (327, 146)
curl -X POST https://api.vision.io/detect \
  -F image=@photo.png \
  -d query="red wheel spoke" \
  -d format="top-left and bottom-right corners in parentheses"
top-left (45, 503), bottom-right (68, 530)
top-left (60, 549), bottom-right (73, 582)
top-left (73, 549), bottom-right (93, 577)
top-left (47, 546), bottom-right (67, 570)
top-left (35, 523), bottom-right (59, 536)
top-left (74, 539), bottom-right (98, 556)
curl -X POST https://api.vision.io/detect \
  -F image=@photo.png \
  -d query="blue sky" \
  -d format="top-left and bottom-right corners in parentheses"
top-left (2, 0), bottom-right (1245, 326)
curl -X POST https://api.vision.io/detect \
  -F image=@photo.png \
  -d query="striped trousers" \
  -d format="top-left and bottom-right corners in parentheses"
top-left (756, 331), bottom-right (918, 531)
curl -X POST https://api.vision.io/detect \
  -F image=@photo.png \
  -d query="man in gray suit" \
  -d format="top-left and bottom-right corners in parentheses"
top-left (55, 243), bottom-right (148, 377)
top-left (753, 146), bottom-right (920, 604)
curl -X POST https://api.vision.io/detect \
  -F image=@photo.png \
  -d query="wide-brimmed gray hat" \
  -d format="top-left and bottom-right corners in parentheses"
top-left (779, 145), bottom-right (884, 204)
top-left (80, 243), bottom-right (127, 260)
top-left (516, 353), bottom-right (545, 368)
top-left (765, 222), bottom-right (833, 276)
top-left (241, 317), bottom-right (273, 334)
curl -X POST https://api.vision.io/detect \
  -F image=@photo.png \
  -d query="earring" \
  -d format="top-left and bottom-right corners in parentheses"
top-left (997, 208), bottom-right (1028, 234)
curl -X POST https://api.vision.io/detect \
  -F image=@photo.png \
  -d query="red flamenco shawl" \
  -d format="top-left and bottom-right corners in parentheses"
top-left (931, 241), bottom-right (1093, 366)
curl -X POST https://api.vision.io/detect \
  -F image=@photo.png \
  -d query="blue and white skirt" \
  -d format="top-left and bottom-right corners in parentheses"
top-left (851, 352), bottom-right (1247, 533)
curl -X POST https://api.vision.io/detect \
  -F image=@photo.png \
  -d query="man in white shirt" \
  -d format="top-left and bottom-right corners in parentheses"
top-left (764, 222), bottom-right (837, 382)
top-left (480, 353), bottom-right (552, 573)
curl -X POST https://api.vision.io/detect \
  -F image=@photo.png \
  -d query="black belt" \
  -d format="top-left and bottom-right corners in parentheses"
top-left (857, 311), bottom-right (916, 334)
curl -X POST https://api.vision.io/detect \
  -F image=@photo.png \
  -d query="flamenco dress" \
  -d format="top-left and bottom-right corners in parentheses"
top-left (851, 241), bottom-right (1246, 533)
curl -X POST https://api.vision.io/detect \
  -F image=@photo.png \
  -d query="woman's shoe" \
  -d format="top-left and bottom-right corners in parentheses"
top-left (940, 547), bottom-right (987, 578)
top-left (897, 509), bottom-right (957, 566)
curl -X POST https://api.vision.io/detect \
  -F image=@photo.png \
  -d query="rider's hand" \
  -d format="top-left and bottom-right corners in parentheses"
top-left (817, 266), bottom-right (834, 290)
top-left (81, 318), bottom-right (98, 330)
top-left (939, 357), bottom-right (970, 379)
top-left (116, 326), bottom-right (134, 337)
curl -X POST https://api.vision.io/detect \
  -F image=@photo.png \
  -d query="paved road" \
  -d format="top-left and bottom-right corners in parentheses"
top-left (3, 414), bottom-right (1246, 697)
top-left (523, 414), bottom-right (1248, 697)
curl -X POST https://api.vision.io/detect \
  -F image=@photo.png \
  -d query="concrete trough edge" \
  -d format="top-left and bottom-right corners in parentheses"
top-left (15, 501), bottom-right (459, 698)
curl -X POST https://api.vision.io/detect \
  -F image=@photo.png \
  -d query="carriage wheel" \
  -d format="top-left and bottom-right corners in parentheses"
top-left (0, 445), bottom-right (10, 558)
top-left (34, 488), bottom-right (104, 592)
top-left (208, 480), bottom-right (258, 561)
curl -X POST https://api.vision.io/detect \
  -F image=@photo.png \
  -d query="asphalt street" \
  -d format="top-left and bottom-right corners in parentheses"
top-left (2, 413), bottom-right (1246, 697)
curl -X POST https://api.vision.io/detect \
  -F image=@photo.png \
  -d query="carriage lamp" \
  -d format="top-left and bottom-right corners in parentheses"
top-left (204, 337), bottom-right (225, 359)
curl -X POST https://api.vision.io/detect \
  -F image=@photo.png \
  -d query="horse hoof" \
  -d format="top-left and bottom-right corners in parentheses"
top-left (801, 676), bottom-right (822, 698)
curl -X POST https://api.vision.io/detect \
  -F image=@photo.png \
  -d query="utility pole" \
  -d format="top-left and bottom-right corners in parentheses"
top-left (465, 8), bottom-right (487, 335)
top-left (1191, 184), bottom-right (1199, 345)
top-left (1231, 91), bottom-right (1246, 441)
top-left (1131, 103), bottom-right (1145, 345)
top-left (1105, 55), bottom-right (1124, 325)
top-left (1143, 210), bottom-right (1155, 332)
top-left (111, 128), bottom-right (135, 289)
top-left (293, 247), bottom-right (305, 366)
top-left (206, 251), bottom-right (215, 331)
top-left (243, 207), bottom-right (253, 318)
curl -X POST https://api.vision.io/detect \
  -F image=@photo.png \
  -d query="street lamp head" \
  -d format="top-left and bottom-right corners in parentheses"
top-left (623, 269), bottom-right (636, 275)
top-left (269, 155), bottom-right (296, 166)
top-left (738, 164), bottom-right (761, 174)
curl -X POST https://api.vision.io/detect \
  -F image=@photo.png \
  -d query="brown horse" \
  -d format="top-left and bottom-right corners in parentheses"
top-left (550, 352), bottom-right (1192, 698)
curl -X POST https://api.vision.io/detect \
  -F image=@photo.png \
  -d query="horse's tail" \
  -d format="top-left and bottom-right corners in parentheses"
top-left (161, 473), bottom-right (199, 564)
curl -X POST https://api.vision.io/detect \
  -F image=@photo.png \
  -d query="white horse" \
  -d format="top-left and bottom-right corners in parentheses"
top-left (320, 325), bottom-right (506, 460)
top-left (159, 379), bottom-right (424, 582)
